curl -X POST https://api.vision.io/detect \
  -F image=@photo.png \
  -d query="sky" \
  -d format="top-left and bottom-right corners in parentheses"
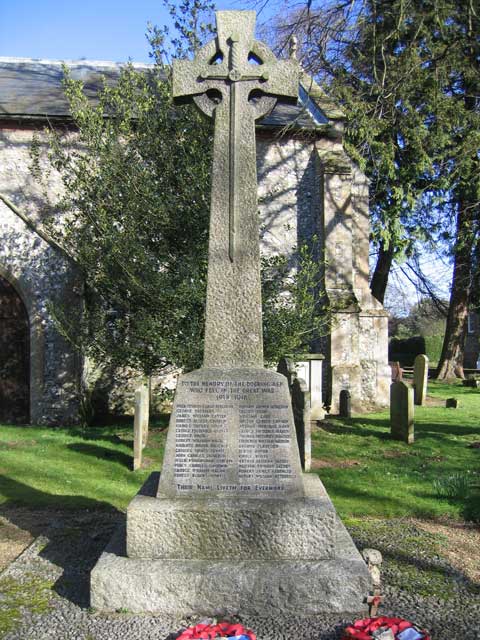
top-left (0, 0), bottom-right (268, 63)
top-left (383, 253), bottom-right (453, 315)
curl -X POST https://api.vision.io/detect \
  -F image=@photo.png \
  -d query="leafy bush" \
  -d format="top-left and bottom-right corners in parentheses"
top-left (389, 335), bottom-right (426, 366)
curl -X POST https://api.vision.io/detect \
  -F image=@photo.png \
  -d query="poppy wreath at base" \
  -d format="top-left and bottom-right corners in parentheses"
top-left (176, 622), bottom-right (255, 640)
top-left (342, 616), bottom-right (430, 640)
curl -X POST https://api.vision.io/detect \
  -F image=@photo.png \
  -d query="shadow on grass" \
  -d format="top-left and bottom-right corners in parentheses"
top-left (415, 488), bottom-right (480, 523)
top-left (66, 442), bottom-right (132, 468)
top-left (324, 415), bottom-right (480, 441)
top-left (416, 422), bottom-right (480, 437)
top-left (0, 475), bottom-right (122, 608)
top-left (322, 417), bottom-right (391, 438)
top-left (326, 474), bottom-right (479, 526)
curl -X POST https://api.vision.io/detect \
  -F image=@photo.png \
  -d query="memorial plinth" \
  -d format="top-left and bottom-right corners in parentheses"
top-left (90, 9), bottom-right (371, 616)
top-left (91, 474), bottom-right (371, 616)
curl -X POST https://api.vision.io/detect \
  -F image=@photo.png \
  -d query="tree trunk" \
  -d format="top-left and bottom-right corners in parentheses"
top-left (370, 240), bottom-right (394, 304)
top-left (436, 202), bottom-right (473, 380)
top-left (436, 28), bottom-right (479, 380)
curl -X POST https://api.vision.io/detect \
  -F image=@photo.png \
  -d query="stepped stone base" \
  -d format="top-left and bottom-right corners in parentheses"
top-left (127, 473), bottom-right (336, 560)
top-left (90, 473), bottom-right (371, 616)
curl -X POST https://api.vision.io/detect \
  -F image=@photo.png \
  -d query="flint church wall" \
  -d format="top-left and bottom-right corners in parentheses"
top-left (256, 133), bottom-right (390, 412)
top-left (0, 126), bottom-right (82, 424)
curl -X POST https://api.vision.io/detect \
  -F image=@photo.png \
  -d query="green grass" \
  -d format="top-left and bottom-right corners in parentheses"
top-left (313, 380), bottom-right (480, 521)
top-left (0, 418), bottom-right (168, 511)
top-left (0, 381), bottom-right (478, 520)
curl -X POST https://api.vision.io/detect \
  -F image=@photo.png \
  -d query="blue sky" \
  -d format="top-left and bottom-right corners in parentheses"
top-left (0, 0), bottom-right (264, 63)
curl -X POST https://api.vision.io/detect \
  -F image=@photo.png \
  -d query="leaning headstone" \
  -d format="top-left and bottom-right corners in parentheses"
top-left (390, 381), bottom-right (414, 444)
top-left (140, 386), bottom-right (150, 448)
top-left (413, 354), bottom-right (428, 405)
top-left (133, 385), bottom-right (149, 471)
top-left (91, 10), bottom-right (371, 617)
top-left (291, 377), bottom-right (311, 471)
top-left (339, 389), bottom-right (351, 418)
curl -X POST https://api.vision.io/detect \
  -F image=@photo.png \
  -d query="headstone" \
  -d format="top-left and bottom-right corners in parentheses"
top-left (91, 10), bottom-right (371, 617)
top-left (294, 355), bottom-right (325, 421)
top-left (291, 377), bottom-right (311, 471)
top-left (339, 389), bottom-right (352, 418)
top-left (446, 397), bottom-right (459, 408)
top-left (413, 354), bottom-right (428, 405)
top-left (133, 385), bottom-right (149, 471)
top-left (390, 381), bottom-right (414, 444)
top-left (278, 354), bottom-right (325, 422)
top-left (278, 357), bottom-right (319, 466)
top-left (141, 386), bottom-right (150, 448)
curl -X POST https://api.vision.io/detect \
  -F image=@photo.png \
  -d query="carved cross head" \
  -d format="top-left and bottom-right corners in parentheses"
top-left (172, 10), bottom-right (299, 120)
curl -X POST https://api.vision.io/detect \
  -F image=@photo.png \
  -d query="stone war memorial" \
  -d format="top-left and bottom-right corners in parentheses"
top-left (91, 10), bottom-right (371, 616)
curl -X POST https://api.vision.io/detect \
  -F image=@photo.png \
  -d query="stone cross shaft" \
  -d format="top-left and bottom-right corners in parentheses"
top-left (173, 11), bottom-right (298, 368)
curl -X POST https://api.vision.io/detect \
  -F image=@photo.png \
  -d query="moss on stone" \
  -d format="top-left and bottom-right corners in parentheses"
top-left (0, 574), bottom-right (53, 638)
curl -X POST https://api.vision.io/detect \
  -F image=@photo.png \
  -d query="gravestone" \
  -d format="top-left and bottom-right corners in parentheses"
top-left (91, 10), bottom-right (371, 616)
top-left (413, 354), bottom-right (428, 405)
top-left (278, 354), bottom-right (325, 422)
top-left (291, 377), bottom-right (311, 471)
top-left (446, 397), bottom-right (459, 408)
top-left (277, 357), bottom-right (314, 467)
top-left (133, 385), bottom-right (149, 471)
top-left (294, 354), bottom-right (325, 421)
top-left (390, 381), bottom-right (414, 444)
top-left (339, 389), bottom-right (351, 418)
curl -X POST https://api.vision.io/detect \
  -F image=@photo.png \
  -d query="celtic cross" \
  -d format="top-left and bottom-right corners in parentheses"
top-left (173, 11), bottom-right (298, 368)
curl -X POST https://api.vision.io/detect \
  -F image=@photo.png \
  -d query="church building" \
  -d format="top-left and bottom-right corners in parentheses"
top-left (0, 56), bottom-right (389, 425)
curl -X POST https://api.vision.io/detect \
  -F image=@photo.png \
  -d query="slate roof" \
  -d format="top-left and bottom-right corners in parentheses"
top-left (0, 57), bottom-right (343, 131)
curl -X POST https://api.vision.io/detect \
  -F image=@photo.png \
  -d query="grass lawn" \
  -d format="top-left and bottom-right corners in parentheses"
top-left (314, 379), bottom-right (479, 522)
top-left (0, 418), bottom-right (169, 511)
top-left (0, 380), bottom-right (478, 520)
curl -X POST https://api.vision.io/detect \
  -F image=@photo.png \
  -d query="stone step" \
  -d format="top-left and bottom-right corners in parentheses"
top-left (127, 473), bottom-right (337, 561)
top-left (91, 513), bottom-right (371, 616)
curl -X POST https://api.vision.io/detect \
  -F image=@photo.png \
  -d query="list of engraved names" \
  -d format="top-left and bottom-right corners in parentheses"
top-left (174, 379), bottom-right (296, 493)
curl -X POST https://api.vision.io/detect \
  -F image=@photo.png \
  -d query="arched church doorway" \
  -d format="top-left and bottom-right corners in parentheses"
top-left (0, 275), bottom-right (29, 423)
